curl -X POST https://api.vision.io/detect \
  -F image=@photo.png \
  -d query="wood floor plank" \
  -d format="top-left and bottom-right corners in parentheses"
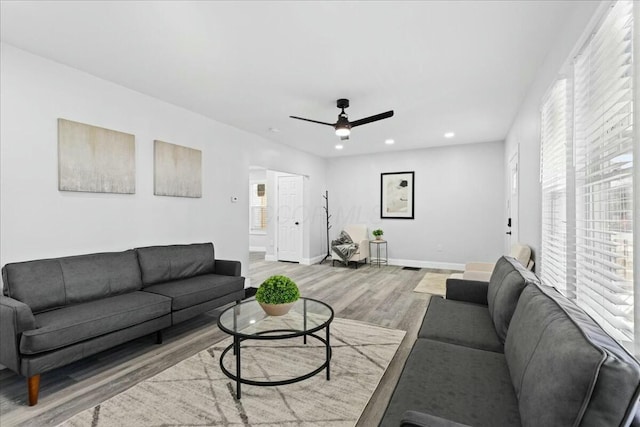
top-left (0, 254), bottom-right (449, 427)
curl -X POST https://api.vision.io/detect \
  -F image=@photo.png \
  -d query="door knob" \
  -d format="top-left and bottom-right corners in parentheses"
top-left (506, 231), bottom-right (512, 235)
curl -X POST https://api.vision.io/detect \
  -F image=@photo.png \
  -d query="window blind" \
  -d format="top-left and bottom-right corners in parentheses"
top-left (540, 79), bottom-right (574, 297)
top-left (250, 183), bottom-right (267, 232)
top-left (573, 0), bottom-right (634, 344)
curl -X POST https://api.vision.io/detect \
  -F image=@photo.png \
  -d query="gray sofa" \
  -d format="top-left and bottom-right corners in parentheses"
top-left (380, 256), bottom-right (640, 427)
top-left (0, 242), bottom-right (244, 406)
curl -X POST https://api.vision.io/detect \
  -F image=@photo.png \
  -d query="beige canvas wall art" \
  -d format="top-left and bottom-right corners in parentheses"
top-left (58, 119), bottom-right (136, 194)
top-left (154, 140), bottom-right (202, 198)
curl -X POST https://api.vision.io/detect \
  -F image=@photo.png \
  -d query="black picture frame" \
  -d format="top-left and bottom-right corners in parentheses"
top-left (380, 171), bottom-right (415, 219)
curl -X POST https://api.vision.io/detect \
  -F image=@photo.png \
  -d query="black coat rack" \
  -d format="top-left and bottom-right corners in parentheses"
top-left (320, 190), bottom-right (332, 264)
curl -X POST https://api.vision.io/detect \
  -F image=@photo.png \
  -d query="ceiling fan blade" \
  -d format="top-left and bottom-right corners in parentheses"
top-left (349, 110), bottom-right (394, 128)
top-left (289, 116), bottom-right (335, 126)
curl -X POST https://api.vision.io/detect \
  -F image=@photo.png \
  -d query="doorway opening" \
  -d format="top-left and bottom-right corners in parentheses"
top-left (248, 166), bottom-right (307, 264)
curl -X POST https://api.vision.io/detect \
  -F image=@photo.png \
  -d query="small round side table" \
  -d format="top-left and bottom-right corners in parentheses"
top-left (369, 239), bottom-right (388, 268)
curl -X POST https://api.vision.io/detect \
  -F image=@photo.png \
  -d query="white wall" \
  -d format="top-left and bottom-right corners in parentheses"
top-left (503, 1), bottom-right (604, 262)
top-left (326, 141), bottom-right (505, 268)
top-left (0, 44), bottom-right (327, 282)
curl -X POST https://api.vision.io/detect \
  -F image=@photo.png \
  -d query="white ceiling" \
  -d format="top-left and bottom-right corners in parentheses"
top-left (1, 1), bottom-right (589, 158)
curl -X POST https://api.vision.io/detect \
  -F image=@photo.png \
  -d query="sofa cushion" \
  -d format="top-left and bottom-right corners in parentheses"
top-left (505, 284), bottom-right (640, 427)
top-left (59, 251), bottom-right (142, 305)
top-left (2, 250), bottom-right (142, 313)
top-left (142, 274), bottom-right (244, 311)
top-left (487, 256), bottom-right (538, 342)
top-left (418, 296), bottom-right (503, 353)
top-left (136, 243), bottom-right (215, 286)
top-left (509, 243), bottom-right (532, 269)
top-left (401, 411), bottom-right (472, 427)
top-left (20, 291), bottom-right (171, 354)
top-left (20, 315), bottom-right (172, 378)
top-left (380, 339), bottom-right (521, 427)
top-left (2, 259), bottom-right (65, 313)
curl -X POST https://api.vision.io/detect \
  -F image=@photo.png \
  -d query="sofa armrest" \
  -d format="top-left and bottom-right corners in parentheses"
top-left (357, 239), bottom-right (370, 258)
top-left (401, 411), bottom-right (472, 427)
top-left (214, 259), bottom-right (241, 276)
top-left (0, 296), bottom-right (36, 372)
top-left (445, 278), bottom-right (489, 305)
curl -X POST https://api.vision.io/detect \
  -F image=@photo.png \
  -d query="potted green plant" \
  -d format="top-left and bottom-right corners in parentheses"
top-left (255, 275), bottom-right (301, 316)
top-left (372, 229), bottom-right (384, 240)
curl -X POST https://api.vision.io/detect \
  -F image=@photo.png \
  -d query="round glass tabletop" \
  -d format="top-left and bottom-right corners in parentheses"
top-left (217, 297), bottom-right (334, 339)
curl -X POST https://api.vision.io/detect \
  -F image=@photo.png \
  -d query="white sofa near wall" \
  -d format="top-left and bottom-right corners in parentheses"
top-left (450, 243), bottom-right (534, 281)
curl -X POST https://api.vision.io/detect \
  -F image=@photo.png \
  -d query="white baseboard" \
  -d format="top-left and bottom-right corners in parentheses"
top-left (301, 254), bottom-right (325, 266)
top-left (388, 258), bottom-right (465, 271)
top-left (261, 254), bottom-right (463, 270)
top-left (262, 254), bottom-right (325, 265)
top-left (249, 246), bottom-right (266, 252)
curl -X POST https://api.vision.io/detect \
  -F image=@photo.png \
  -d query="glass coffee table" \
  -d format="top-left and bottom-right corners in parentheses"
top-left (217, 297), bottom-right (334, 399)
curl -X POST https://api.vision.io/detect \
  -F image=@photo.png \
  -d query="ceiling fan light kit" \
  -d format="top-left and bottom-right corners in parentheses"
top-left (335, 127), bottom-right (350, 137)
top-left (335, 125), bottom-right (350, 137)
top-left (290, 98), bottom-right (394, 141)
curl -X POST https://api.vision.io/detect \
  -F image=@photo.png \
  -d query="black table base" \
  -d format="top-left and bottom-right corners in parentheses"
top-left (218, 327), bottom-right (332, 399)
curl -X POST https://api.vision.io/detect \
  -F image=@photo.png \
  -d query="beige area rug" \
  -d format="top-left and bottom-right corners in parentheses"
top-left (413, 272), bottom-right (450, 296)
top-left (61, 318), bottom-right (405, 427)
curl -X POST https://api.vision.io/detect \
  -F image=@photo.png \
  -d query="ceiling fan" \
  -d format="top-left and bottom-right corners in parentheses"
top-left (290, 99), bottom-right (394, 140)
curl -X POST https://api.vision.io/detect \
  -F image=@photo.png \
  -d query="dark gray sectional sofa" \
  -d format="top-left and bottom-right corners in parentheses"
top-left (381, 256), bottom-right (640, 427)
top-left (0, 242), bottom-right (244, 406)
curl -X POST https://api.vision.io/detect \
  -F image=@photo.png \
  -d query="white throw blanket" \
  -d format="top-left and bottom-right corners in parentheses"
top-left (331, 230), bottom-right (359, 264)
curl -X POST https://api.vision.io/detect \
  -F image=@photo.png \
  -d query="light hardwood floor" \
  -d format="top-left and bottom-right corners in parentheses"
top-left (0, 254), bottom-right (454, 427)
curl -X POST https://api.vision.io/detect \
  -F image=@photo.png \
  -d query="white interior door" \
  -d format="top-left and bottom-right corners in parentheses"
top-left (277, 175), bottom-right (303, 262)
top-left (507, 149), bottom-right (519, 249)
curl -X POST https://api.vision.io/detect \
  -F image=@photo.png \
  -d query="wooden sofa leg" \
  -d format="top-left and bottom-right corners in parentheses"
top-left (156, 330), bottom-right (163, 344)
top-left (28, 374), bottom-right (40, 406)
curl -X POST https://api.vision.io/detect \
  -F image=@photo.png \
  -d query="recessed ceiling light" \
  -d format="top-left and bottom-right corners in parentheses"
top-left (269, 127), bottom-right (280, 133)
top-left (335, 144), bottom-right (344, 150)
top-left (385, 139), bottom-right (395, 145)
top-left (444, 132), bottom-right (455, 138)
